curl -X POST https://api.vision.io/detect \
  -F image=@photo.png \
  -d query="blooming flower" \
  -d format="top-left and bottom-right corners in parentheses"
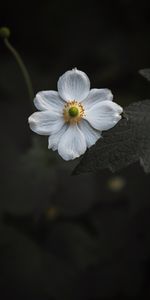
top-left (28, 68), bottom-right (123, 160)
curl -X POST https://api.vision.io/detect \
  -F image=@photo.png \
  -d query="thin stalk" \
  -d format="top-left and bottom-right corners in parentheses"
top-left (4, 37), bottom-right (34, 105)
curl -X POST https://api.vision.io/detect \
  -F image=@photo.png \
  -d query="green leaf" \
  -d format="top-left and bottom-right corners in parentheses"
top-left (74, 100), bottom-right (150, 174)
top-left (139, 69), bottom-right (150, 81)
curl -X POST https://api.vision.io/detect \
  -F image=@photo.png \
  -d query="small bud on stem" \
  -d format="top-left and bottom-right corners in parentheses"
top-left (0, 26), bottom-right (34, 108)
top-left (0, 27), bottom-right (10, 39)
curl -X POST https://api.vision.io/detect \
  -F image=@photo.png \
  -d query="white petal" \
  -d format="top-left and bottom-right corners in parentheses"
top-left (57, 68), bottom-right (90, 101)
top-left (84, 100), bottom-right (123, 131)
top-left (48, 124), bottom-right (68, 151)
top-left (34, 91), bottom-right (65, 111)
top-left (28, 111), bottom-right (64, 135)
top-left (58, 124), bottom-right (87, 160)
top-left (82, 88), bottom-right (113, 110)
top-left (79, 119), bottom-right (101, 148)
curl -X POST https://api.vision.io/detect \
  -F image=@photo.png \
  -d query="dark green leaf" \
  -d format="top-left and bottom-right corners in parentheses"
top-left (139, 69), bottom-right (150, 81)
top-left (74, 100), bottom-right (150, 174)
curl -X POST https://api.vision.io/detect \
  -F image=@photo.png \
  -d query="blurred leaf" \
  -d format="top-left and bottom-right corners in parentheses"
top-left (139, 68), bottom-right (150, 81)
top-left (0, 222), bottom-right (78, 300)
top-left (74, 100), bottom-right (150, 174)
top-left (4, 137), bottom-right (58, 215)
top-left (45, 222), bottom-right (99, 270)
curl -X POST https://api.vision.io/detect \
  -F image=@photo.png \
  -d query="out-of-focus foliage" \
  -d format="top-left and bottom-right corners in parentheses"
top-left (139, 69), bottom-right (150, 82)
top-left (1, 0), bottom-right (150, 299)
top-left (74, 100), bottom-right (150, 174)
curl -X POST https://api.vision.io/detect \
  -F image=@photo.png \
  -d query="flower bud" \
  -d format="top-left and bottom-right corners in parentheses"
top-left (0, 27), bottom-right (10, 39)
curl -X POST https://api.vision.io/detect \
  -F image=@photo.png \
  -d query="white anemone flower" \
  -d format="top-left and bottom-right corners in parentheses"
top-left (28, 68), bottom-right (123, 161)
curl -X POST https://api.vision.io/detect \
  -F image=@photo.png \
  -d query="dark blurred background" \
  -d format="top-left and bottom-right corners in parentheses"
top-left (1, 0), bottom-right (150, 299)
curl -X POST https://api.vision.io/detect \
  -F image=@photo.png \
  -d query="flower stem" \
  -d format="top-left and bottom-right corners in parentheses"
top-left (0, 27), bottom-right (34, 106)
top-left (4, 37), bottom-right (34, 104)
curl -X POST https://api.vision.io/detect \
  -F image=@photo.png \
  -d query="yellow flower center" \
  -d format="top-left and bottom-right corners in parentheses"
top-left (63, 100), bottom-right (84, 124)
